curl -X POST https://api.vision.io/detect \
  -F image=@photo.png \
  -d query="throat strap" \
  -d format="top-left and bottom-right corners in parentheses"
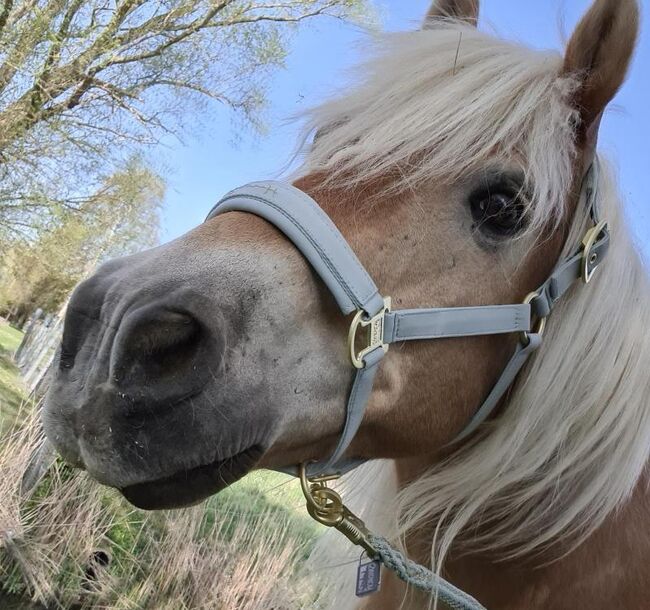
top-left (451, 332), bottom-right (543, 444)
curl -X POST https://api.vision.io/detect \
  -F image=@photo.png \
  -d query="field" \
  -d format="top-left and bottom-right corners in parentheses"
top-left (0, 321), bottom-right (325, 610)
top-left (0, 323), bottom-right (27, 431)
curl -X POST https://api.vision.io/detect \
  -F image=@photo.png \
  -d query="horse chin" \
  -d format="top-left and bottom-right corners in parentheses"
top-left (120, 445), bottom-right (263, 510)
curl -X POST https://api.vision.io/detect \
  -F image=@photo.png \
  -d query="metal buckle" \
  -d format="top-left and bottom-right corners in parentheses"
top-left (520, 291), bottom-right (547, 346)
top-left (348, 297), bottom-right (391, 369)
top-left (581, 220), bottom-right (608, 284)
top-left (299, 463), bottom-right (377, 557)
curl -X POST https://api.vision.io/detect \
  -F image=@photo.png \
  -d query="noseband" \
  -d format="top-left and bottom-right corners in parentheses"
top-left (206, 161), bottom-right (609, 478)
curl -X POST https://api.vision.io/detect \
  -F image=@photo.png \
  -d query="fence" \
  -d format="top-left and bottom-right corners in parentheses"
top-left (13, 308), bottom-right (63, 395)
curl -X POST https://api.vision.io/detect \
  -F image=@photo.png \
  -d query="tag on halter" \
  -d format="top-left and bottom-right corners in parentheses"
top-left (355, 552), bottom-right (382, 597)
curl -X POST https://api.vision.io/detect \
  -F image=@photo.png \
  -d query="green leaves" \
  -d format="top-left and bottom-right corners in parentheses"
top-left (0, 0), bottom-right (369, 239)
top-left (0, 157), bottom-right (164, 316)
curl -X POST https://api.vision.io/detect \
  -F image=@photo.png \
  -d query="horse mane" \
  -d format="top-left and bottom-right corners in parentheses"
top-left (298, 21), bottom-right (650, 587)
top-left (397, 160), bottom-right (650, 566)
top-left (297, 23), bottom-right (579, 235)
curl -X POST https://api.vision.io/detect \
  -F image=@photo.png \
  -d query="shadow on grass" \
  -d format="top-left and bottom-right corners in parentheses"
top-left (0, 590), bottom-right (46, 610)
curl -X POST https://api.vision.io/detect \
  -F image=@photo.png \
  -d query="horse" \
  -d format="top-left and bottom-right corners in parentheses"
top-left (42, 0), bottom-right (649, 608)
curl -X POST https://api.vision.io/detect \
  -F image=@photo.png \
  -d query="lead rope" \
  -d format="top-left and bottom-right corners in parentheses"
top-left (299, 465), bottom-right (487, 610)
top-left (368, 536), bottom-right (487, 610)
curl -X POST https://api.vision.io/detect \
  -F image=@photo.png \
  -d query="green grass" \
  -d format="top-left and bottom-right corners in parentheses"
top-left (0, 323), bottom-right (27, 431)
top-left (204, 470), bottom-right (318, 554)
top-left (2, 461), bottom-right (320, 608)
top-left (0, 324), bottom-right (23, 353)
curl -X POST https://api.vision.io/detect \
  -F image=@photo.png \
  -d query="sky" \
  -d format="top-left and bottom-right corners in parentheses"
top-left (159, 0), bottom-right (649, 261)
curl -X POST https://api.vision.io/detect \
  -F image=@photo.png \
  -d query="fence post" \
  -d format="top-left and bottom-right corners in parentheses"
top-left (14, 308), bottom-right (43, 362)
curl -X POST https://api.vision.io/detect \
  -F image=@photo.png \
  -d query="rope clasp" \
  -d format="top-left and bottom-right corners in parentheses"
top-left (299, 463), bottom-right (378, 557)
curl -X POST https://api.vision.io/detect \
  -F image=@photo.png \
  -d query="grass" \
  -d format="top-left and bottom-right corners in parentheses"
top-left (0, 323), bottom-right (28, 436)
top-left (1, 422), bottom-right (323, 609)
top-left (0, 321), bottom-right (325, 609)
top-left (0, 324), bottom-right (24, 353)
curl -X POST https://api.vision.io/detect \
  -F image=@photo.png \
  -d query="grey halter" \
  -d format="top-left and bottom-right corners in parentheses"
top-left (206, 161), bottom-right (609, 478)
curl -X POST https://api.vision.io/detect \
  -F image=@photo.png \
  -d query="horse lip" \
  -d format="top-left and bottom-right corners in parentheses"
top-left (120, 445), bottom-right (262, 510)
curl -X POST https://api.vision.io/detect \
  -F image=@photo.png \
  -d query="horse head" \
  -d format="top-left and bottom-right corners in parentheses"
top-left (43, 4), bottom-right (649, 607)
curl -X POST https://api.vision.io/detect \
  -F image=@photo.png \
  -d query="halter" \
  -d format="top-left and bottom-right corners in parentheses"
top-left (206, 162), bottom-right (609, 608)
top-left (206, 160), bottom-right (609, 478)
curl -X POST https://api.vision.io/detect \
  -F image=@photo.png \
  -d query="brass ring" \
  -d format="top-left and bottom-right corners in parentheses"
top-left (299, 462), bottom-right (344, 527)
top-left (520, 291), bottom-right (548, 345)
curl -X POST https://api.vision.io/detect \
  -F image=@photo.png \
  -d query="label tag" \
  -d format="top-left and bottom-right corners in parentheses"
top-left (355, 556), bottom-right (381, 597)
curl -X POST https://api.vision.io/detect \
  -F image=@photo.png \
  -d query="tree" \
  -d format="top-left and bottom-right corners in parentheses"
top-left (0, 157), bottom-right (164, 319)
top-left (0, 0), bottom-right (368, 235)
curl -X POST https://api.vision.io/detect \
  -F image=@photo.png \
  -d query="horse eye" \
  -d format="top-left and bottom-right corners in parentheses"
top-left (470, 191), bottom-right (526, 237)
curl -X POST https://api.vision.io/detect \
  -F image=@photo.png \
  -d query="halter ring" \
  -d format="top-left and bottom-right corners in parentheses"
top-left (521, 291), bottom-right (547, 345)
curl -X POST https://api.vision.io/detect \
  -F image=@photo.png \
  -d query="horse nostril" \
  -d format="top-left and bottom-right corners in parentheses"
top-left (132, 311), bottom-right (198, 355)
top-left (117, 309), bottom-right (206, 384)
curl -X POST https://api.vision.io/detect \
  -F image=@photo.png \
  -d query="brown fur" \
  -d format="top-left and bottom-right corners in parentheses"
top-left (354, 1), bottom-right (645, 607)
top-left (302, 149), bottom-right (632, 610)
top-left (288, 175), bottom-right (568, 462)
top-left (563, 0), bottom-right (640, 130)
top-left (362, 462), bottom-right (650, 610)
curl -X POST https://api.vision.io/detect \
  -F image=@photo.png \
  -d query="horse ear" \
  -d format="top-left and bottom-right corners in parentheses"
top-left (423, 0), bottom-right (479, 29)
top-left (563, 0), bottom-right (639, 139)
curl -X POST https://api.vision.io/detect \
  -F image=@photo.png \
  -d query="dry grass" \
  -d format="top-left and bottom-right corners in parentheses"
top-left (0, 407), bottom-right (326, 610)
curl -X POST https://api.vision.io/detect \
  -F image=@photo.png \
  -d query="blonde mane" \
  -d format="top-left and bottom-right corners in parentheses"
top-left (298, 24), bottom-right (580, 234)
top-left (299, 22), bottom-right (650, 595)
top-left (397, 160), bottom-right (650, 564)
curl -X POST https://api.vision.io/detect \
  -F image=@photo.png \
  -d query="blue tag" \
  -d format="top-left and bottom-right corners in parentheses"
top-left (355, 557), bottom-right (381, 597)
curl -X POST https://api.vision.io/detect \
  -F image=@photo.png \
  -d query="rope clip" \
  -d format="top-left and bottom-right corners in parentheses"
top-left (299, 462), bottom-right (378, 557)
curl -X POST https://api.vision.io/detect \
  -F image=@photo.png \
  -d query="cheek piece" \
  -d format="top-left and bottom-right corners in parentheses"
top-left (205, 160), bottom-right (609, 478)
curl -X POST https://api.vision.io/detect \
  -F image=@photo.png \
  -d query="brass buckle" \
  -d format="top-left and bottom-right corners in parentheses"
top-left (299, 463), bottom-right (377, 557)
top-left (520, 291), bottom-right (547, 345)
top-left (581, 220), bottom-right (608, 284)
top-left (348, 297), bottom-right (391, 370)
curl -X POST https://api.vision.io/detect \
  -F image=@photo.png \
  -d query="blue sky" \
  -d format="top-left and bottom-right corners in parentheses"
top-left (159, 1), bottom-right (649, 260)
